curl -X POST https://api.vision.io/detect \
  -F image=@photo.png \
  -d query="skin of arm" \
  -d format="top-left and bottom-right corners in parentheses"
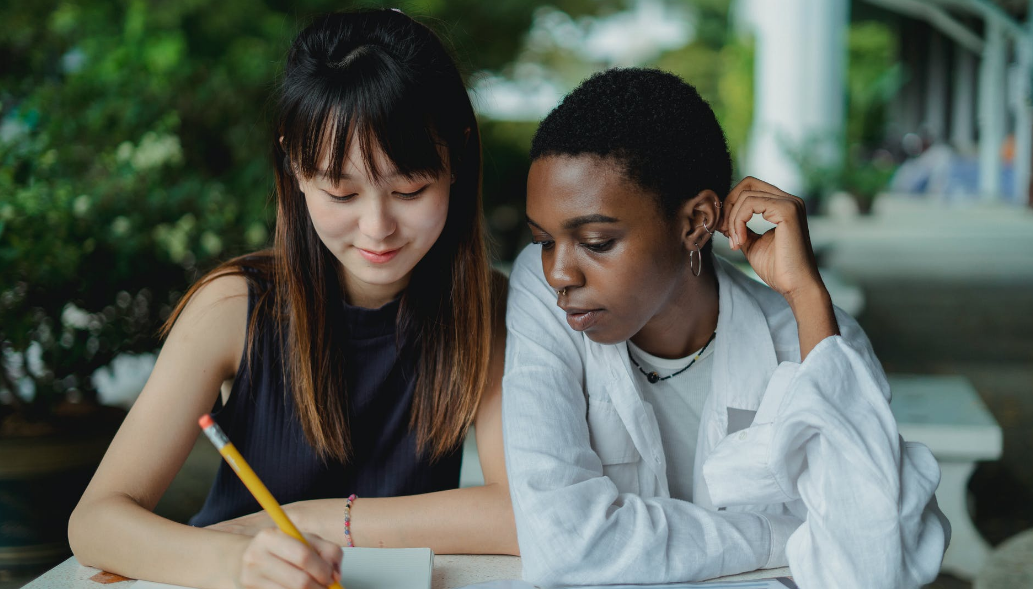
top-left (719, 177), bottom-right (840, 360)
top-left (67, 274), bottom-right (342, 589)
top-left (207, 271), bottom-right (520, 555)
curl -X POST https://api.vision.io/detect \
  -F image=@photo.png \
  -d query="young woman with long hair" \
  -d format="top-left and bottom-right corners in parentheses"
top-left (69, 9), bottom-right (516, 589)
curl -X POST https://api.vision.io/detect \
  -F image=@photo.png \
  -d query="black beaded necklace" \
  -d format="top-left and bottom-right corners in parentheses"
top-left (628, 331), bottom-right (717, 384)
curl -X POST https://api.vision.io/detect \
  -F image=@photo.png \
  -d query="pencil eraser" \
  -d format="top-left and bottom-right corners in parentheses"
top-left (198, 414), bottom-right (214, 429)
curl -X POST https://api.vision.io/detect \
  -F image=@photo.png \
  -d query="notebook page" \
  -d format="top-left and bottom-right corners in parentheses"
top-left (131, 547), bottom-right (434, 589)
top-left (339, 547), bottom-right (433, 589)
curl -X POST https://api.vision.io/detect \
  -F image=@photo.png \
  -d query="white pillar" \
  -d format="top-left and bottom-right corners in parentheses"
top-left (741, 0), bottom-right (848, 196)
top-left (1012, 2), bottom-right (1033, 206)
top-left (951, 48), bottom-right (977, 153)
top-left (978, 20), bottom-right (1007, 198)
top-left (925, 31), bottom-right (948, 141)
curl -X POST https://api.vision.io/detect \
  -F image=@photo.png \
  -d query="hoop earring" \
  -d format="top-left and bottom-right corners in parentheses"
top-left (690, 242), bottom-right (702, 277)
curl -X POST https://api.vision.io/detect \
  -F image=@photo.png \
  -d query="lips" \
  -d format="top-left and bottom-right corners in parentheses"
top-left (561, 306), bottom-right (603, 332)
top-left (356, 247), bottom-right (401, 264)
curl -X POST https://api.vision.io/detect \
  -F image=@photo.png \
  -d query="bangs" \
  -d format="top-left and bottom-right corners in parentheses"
top-left (280, 45), bottom-right (449, 184)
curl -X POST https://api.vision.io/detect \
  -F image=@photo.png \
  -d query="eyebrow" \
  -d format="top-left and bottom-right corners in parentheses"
top-left (526, 214), bottom-right (620, 231)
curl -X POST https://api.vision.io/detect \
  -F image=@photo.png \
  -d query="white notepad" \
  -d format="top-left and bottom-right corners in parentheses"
top-left (131, 547), bottom-right (434, 589)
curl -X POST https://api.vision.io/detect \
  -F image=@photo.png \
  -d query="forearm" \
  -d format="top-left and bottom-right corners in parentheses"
top-left (69, 494), bottom-right (249, 589)
top-left (292, 483), bottom-right (518, 555)
top-left (786, 283), bottom-right (839, 361)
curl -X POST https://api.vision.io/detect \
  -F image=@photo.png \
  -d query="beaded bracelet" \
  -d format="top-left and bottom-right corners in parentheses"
top-left (343, 494), bottom-right (358, 548)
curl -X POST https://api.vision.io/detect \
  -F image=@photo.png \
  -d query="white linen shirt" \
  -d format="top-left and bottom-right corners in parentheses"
top-left (502, 244), bottom-right (950, 589)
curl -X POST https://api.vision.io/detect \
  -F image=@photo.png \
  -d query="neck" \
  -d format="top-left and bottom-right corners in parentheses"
top-left (630, 261), bottom-right (719, 359)
top-left (339, 267), bottom-right (409, 309)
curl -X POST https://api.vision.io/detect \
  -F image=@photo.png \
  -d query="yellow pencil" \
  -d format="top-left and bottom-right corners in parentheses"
top-left (199, 414), bottom-right (345, 589)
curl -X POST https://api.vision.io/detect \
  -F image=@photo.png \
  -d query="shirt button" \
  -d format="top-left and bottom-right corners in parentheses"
top-left (738, 431), bottom-right (748, 440)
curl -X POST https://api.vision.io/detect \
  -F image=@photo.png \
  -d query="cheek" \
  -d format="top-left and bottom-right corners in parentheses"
top-left (593, 244), bottom-right (679, 333)
top-left (302, 189), bottom-right (353, 242)
top-left (405, 191), bottom-right (450, 243)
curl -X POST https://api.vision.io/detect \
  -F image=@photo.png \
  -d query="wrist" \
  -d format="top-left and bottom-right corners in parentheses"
top-left (784, 280), bottom-right (832, 314)
top-left (285, 500), bottom-right (318, 537)
top-left (220, 532), bottom-right (252, 589)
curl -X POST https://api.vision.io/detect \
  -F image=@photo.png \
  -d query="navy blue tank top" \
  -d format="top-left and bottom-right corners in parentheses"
top-left (189, 279), bottom-right (462, 527)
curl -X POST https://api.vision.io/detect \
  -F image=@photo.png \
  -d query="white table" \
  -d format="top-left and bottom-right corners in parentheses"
top-left (22, 556), bottom-right (790, 589)
top-left (888, 374), bottom-right (1003, 580)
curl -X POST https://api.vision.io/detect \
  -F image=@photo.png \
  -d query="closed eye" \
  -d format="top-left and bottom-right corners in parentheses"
top-left (325, 191), bottom-right (357, 203)
top-left (531, 238), bottom-right (554, 250)
top-left (395, 185), bottom-right (429, 199)
top-left (582, 240), bottom-right (614, 252)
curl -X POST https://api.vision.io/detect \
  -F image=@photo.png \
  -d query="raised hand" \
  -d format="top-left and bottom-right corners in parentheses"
top-left (718, 176), bottom-right (823, 300)
top-left (717, 177), bottom-right (839, 359)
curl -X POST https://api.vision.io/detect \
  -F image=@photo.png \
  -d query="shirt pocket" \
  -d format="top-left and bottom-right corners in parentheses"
top-left (587, 398), bottom-right (641, 494)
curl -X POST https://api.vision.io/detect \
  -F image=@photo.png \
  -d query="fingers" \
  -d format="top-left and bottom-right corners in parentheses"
top-left (720, 177), bottom-right (795, 236)
top-left (239, 529), bottom-right (339, 589)
top-left (260, 559), bottom-right (327, 589)
top-left (304, 534), bottom-right (343, 580)
top-left (726, 191), bottom-right (805, 253)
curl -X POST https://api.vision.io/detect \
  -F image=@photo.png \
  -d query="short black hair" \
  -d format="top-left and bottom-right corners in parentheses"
top-left (530, 68), bottom-right (732, 219)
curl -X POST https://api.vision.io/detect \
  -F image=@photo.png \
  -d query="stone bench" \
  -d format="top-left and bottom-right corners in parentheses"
top-left (888, 374), bottom-right (1003, 580)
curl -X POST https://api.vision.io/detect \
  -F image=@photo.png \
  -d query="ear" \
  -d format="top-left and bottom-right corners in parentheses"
top-left (676, 189), bottom-right (722, 252)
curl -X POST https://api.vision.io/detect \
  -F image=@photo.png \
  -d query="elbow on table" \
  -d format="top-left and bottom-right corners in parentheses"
top-left (516, 522), bottom-right (604, 588)
top-left (67, 501), bottom-right (99, 568)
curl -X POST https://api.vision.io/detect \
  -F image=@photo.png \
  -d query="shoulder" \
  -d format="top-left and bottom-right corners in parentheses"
top-left (178, 272), bottom-right (250, 327)
top-left (489, 267), bottom-right (509, 340)
top-left (508, 244), bottom-right (553, 299)
top-left (506, 244), bottom-right (567, 325)
top-left (490, 267), bottom-right (509, 315)
top-left (511, 243), bottom-right (543, 275)
top-left (165, 271), bottom-right (252, 376)
top-left (182, 253), bottom-right (276, 328)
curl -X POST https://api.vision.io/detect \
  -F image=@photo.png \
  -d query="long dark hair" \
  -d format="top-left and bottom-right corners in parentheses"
top-left (165, 9), bottom-right (491, 463)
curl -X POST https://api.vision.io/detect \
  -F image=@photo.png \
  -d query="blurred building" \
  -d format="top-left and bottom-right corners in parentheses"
top-left (737, 0), bottom-right (1033, 206)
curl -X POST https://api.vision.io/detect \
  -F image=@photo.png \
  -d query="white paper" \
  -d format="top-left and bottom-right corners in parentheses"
top-left (132, 547), bottom-right (433, 589)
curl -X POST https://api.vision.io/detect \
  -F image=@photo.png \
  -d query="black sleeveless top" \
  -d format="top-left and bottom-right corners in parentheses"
top-left (189, 279), bottom-right (462, 527)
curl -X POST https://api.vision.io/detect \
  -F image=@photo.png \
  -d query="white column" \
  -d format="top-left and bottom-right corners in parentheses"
top-left (741, 0), bottom-right (848, 196)
top-left (978, 20), bottom-right (1007, 198)
top-left (951, 48), bottom-right (977, 153)
top-left (1012, 2), bottom-right (1033, 206)
top-left (925, 31), bottom-right (948, 141)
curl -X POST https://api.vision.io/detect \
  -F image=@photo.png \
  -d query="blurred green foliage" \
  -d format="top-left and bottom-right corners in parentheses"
top-left (650, 0), bottom-right (753, 169)
top-left (0, 0), bottom-right (596, 417)
top-left (0, 1), bottom-right (903, 419)
top-left (785, 20), bottom-right (901, 210)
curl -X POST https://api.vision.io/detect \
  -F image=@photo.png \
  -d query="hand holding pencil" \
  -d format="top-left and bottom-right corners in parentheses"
top-left (200, 414), bottom-right (346, 589)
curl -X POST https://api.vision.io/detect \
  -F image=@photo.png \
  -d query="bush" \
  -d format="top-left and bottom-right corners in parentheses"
top-left (0, 0), bottom-right (556, 418)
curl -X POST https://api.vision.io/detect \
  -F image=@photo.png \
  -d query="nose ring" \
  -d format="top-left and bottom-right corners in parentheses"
top-left (557, 288), bottom-right (566, 297)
